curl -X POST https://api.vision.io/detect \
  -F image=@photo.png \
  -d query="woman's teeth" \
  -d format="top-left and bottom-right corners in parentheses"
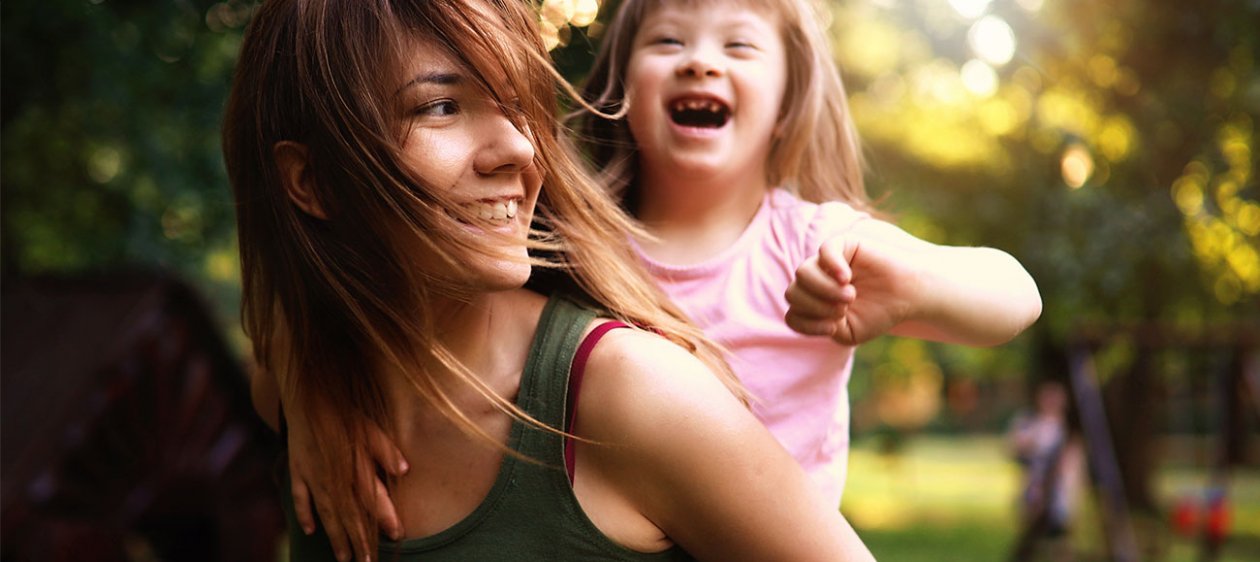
top-left (463, 199), bottom-right (518, 224)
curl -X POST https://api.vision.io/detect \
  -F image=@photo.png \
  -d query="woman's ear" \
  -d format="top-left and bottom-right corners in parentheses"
top-left (273, 141), bottom-right (328, 220)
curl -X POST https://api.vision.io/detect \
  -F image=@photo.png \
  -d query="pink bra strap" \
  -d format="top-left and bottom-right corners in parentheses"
top-left (565, 320), bottom-right (631, 484)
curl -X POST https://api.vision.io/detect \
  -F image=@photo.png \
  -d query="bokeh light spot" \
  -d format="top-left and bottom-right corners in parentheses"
top-left (947, 0), bottom-right (992, 19)
top-left (1061, 144), bottom-right (1094, 189)
top-left (968, 16), bottom-right (1016, 66)
top-left (960, 59), bottom-right (998, 97)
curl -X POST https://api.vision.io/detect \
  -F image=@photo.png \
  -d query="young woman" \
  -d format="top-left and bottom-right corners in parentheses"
top-left (224, 0), bottom-right (875, 560)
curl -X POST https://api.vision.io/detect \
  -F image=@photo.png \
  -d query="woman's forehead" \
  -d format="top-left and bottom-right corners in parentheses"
top-left (395, 0), bottom-right (518, 89)
top-left (400, 36), bottom-right (460, 78)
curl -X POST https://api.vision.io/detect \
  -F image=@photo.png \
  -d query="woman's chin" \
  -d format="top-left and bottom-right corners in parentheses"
top-left (462, 259), bottom-right (533, 294)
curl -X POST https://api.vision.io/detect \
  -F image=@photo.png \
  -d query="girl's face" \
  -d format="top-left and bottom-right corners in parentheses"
top-left (624, 2), bottom-right (787, 184)
top-left (396, 35), bottom-right (542, 292)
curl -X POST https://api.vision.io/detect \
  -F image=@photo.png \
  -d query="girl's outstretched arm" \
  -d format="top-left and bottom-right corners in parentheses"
top-left (785, 218), bottom-right (1041, 347)
top-left (574, 330), bottom-right (877, 561)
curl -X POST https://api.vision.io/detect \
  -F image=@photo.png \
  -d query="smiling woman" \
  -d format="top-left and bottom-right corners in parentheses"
top-left (223, 0), bottom-right (876, 560)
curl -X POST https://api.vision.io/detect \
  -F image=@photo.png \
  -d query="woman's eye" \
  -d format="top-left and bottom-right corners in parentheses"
top-left (416, 99), bottom-right (459, 117)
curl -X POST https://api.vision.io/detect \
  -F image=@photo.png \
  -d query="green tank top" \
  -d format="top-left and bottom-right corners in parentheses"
top-left (283, 295), bottom-right (695, 561)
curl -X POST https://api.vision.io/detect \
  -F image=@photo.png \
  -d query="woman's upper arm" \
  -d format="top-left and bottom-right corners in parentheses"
top-left (577, 332), bottom-right (875, 562)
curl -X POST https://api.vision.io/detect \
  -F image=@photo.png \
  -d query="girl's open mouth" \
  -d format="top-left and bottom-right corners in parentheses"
top-left (668, 97), bottom-right (731, 128)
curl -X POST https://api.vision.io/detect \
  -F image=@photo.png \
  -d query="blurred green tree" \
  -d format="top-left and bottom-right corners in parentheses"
top-left (825, 0), bottom-right (1258, 336)
top-left (822, 0), bottom-right (1258, 521)
top-left (2, 0), bottom-right (253, 329)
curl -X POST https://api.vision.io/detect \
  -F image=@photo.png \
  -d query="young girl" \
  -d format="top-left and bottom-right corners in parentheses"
top-left (571, 0), bottom-right (1042, 508)
top-left (229, 0), bottom-right (875, 560)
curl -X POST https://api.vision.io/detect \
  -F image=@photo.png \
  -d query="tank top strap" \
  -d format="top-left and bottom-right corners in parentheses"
top-left (515, 294), bottom-right (597, 450)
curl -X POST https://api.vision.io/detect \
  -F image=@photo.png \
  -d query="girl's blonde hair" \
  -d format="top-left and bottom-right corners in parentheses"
top-left (573, 0), bottom-right (872, 212)
top-left (224, 0), bottom-right (743, 551)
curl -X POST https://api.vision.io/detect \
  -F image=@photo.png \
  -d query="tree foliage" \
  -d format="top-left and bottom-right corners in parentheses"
top-left (2, 0), bottom-right (253, 322)
top-left (824, 0), bottom-right (1259, 335)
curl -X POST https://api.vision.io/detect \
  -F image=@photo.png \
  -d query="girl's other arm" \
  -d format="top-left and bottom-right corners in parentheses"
top-left (576, 332), bottom-right (876, 561)
top-left (786, 218), bottom-right (1041, 347)
top-left (250, 364), bottom-right (283, 432)
top-left (254, 327), bottom-right (408, 562)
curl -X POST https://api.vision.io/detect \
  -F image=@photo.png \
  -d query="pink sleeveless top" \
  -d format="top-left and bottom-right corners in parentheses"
top-left (634, 189), bottom-right (869, 507)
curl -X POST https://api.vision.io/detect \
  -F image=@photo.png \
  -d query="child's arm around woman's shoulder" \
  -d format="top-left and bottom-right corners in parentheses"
top-left (785, 216), bottom-right (1042, 347)
top-left (571, 327), bottom-right (877, 561)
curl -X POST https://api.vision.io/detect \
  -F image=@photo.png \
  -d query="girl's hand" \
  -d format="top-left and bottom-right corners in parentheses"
top-left (784, 232), bottom-right (917, 345)
top-left (787, 218), bottom-right (1041, 347)
top-left (288, 408), bottom-right (409, 562)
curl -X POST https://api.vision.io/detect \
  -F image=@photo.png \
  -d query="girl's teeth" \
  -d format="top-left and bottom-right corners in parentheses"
top-left (507, 199), bottom-right (517, 217)
top-left (674, 99), bottom-right (722, 112)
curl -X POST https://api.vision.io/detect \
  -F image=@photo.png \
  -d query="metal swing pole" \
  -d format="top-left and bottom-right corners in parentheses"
top-left (1068, 344), bottom-right (1142, 562)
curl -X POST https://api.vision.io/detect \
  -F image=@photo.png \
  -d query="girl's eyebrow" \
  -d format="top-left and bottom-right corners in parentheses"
top-left (396, 71), bottom-right (462, 95)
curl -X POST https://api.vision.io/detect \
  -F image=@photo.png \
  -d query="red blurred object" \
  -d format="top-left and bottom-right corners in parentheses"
top-left (1169, 488), bottom-right (1231, 546)
top-left (1171, 495), bottom-right (1199, 537)
top-left (1203, 488), bottom-right (1230, 544)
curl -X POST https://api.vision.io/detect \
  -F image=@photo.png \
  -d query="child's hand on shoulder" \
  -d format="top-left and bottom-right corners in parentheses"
top-left (287, 404), bottom-right (409, 561)
top-left (784, 225), bottom-right (920, 345)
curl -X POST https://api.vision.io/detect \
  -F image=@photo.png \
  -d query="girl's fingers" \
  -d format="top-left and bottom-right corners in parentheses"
top-left (355, 455), bottom-right (403, 540)
top-left (290, 474), bottom-right (316, 535)
top-left (837, 283), bottom-right (857, 304)
top-left (786, 281), bottom-right (848, 318)
top-left (347, 518), bottom-right (372, 562)
top-left (818, 237), bottom-right (856, 284)
top-left (313, 494), bottom-right (350, 562)
top-left (374, 478), bottom-right (404, 540)
top-left (793, 260), bottom-right (849, 302)
top-left (785, 311), bottom-right (838, 337)
top-left (367, 423), bottom-right (409, 477)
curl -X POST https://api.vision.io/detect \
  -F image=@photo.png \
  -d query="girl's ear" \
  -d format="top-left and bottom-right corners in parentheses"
top-left (273, 141), bottom-right (329, 220)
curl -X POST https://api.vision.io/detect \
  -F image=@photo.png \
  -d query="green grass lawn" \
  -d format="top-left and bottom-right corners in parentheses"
top-left (841, 435), bottom-right (1260, 562)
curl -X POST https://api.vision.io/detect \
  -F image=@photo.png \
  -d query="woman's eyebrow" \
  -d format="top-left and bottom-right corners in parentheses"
top-left (396, 71), bottom-right (462, 95)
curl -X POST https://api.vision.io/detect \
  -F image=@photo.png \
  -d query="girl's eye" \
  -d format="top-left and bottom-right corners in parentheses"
top-left (416, 99), bottom-right (459, 117)
top-left (727, 40), bottom-right (756, 50)
top-left (653, 36), bottom-right (683, 46)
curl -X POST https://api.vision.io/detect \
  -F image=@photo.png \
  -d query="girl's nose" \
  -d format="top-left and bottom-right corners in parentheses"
top-left (676, 49), bottom-right (724, 79)
top-left (473, 112), bottom-right (535, 177)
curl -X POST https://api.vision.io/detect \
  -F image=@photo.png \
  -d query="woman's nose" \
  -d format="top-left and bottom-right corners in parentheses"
top-left (473, 112), bottom-right (535, 177)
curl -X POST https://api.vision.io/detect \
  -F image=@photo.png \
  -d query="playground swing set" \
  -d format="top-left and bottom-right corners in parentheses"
top-left (1011, 323), bottom-right (1258, 562)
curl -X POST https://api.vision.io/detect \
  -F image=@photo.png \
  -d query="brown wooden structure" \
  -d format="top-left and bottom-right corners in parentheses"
top-left (1, 272), bottom-right (284, 561)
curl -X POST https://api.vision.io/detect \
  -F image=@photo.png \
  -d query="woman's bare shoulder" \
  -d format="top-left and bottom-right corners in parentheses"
top-left (573, 325), bottom-right (750, 448)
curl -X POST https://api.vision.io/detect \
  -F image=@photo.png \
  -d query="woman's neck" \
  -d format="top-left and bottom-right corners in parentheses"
top-left (379, 288), bottom-right (545, 427)
top-left (634, 165), bottom-right (769, 265)
top-left (378, 288), bottom-right (549, 539)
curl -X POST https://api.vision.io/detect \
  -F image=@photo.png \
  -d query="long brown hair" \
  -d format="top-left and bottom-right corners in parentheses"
top-left (572, 0), bottom-right (872, 212)
top-left (224, 0), bottom-right (743, 549)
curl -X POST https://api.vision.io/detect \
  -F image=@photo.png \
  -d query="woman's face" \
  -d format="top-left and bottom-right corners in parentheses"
top-left (395, 35), bottom-right (542, 293)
